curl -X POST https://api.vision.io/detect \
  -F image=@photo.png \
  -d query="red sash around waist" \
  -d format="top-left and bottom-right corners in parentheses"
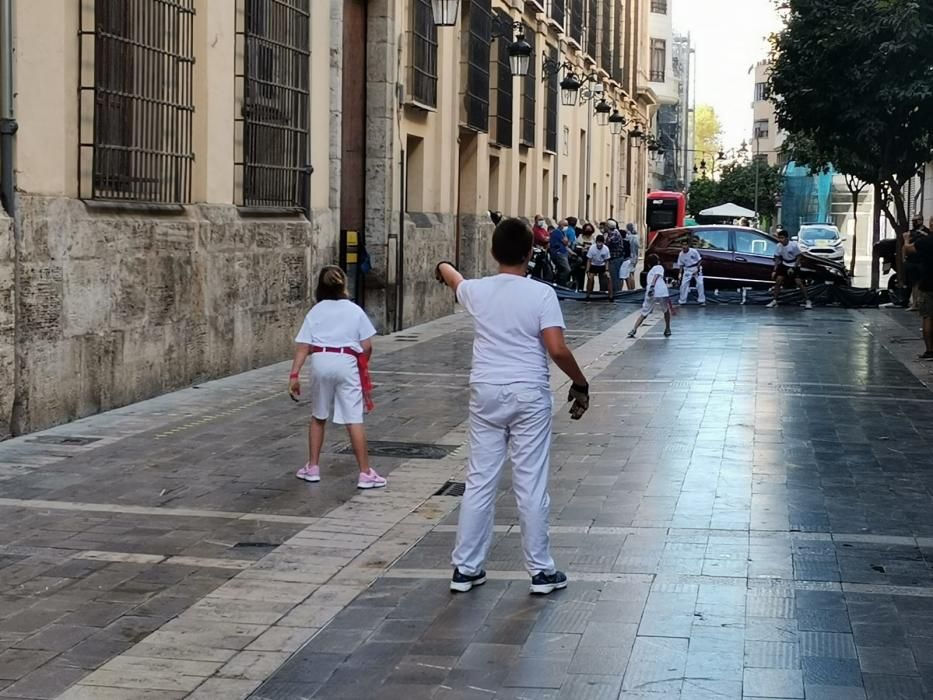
top-left (309, 346), bottom-right (374, 413)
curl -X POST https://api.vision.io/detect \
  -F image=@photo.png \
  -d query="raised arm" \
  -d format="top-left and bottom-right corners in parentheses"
top-left (435, 262), bottom-right (465, 294)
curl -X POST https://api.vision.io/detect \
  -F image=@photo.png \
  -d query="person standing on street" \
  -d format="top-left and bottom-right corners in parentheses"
top-left (435, 219), bottom-right (590, 595)
top-left (624, 223), bottom-right (640, 290)
top-left (532, 215), bottom-right (550, 247)
top-left (289, 266), bottom-right (387, 489)
top-left (677, 237), bottom-right (706, 306)
top-left (549, 224), bottom-right (572, 286)
top-left (905, 214), bottom-right (930, 310)
top-left (767, 228), bottom-right (812, 309)
top-left (905, 224), bottom-right (933, 359)
top-left (627, 254), bottom-right (672, 338)
top-left (605, 219), bottom-right (627, 298)
top-left (586, 234), bottom-right (612, 300)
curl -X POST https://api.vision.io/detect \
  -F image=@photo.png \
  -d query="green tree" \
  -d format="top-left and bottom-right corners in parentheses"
top-left (687, 177), bottom-right (720, 217)
top-left (694, 105), bottom-right (723, 160)
top-left (717, 161), bottom-right (784, 220)
top-left (769, 0), bottom-right (933, 281)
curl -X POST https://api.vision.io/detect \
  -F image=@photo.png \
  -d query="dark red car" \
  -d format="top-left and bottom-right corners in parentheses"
top-left (640, 226), bottom-right (851, 288)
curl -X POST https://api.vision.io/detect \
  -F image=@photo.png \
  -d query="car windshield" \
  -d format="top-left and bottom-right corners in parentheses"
top-left (799, 227), bottom-right (840, 244)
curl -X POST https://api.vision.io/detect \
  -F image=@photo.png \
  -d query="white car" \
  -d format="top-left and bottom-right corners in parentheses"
top-left (796, 224), bottom-right (845, 262)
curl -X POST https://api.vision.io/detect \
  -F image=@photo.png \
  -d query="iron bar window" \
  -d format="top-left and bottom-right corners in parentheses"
top-left (491, 22), bottom-right (513, 148)
top-left (611, 0), bottom-right (623, 82)
top-left (548, 0), bottom-right (565, 28)
top-left (650, 38), bottom-right (666, 82)
top-left (411, 0), bottom-right (439, 107)
top-left (463, 0), bottom-right (491, 132)
top-left (651, 0), bottom-right (667, 13)
top-left (755, 81), bottom-right (769, 102)
top-left (545, 46), bottom-right (558, 153)
top-left (236, 0), bottom-right (311, 209)
top-left (586, 0), bottom-right (598, 58)
top-left (521, 25), bottom-right (536, 147)
top-left (600, 0), bottom-right (612, 75)
top-left (569, 0), bottom-right (584, 45)
top-left (79, 0), bottom-right (195, 204)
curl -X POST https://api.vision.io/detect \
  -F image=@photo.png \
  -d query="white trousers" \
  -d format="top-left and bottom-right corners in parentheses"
top-left (679, 267), bottom-right (706, 303)
top-left (452, 383), bottom-right (556, 577)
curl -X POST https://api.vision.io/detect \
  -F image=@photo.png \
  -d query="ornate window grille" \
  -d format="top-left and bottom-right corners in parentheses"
top-left (569, 0), bottom-right (584, 44)
top-left (411, 0), bottom-right (438, 107)
top-left (491, 23), bottom-right (513, 148)
top-left (545, 46), bottom-right (558, 153)
top-left (236, 0), bottom-right (311, 209)
top-left (79, 0), bottom-right (195, 203)
top-left (521, 25), bottom-right (536, 147)
top-left (463, 0), bottom-right (492, 132)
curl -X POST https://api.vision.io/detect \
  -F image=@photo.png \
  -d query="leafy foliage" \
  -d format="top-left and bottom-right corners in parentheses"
top-left (769, 0), bottom-right (933, 233)
top-left (694, 105), bottom-right (724, 159)
top-left (687, 177), bottom-right (720, 216)
top-left (718, 161), bottom-right (784, 219)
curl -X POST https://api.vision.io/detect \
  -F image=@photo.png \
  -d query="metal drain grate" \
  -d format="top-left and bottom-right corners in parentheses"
top-left (30, 436), bottom-right (102, 446)
top-left (340, 441), bottom-right (457, 460)
top-left (233, 542), bottom-right (279, 550)
top-left (434, 480), bottom-right (466, 497)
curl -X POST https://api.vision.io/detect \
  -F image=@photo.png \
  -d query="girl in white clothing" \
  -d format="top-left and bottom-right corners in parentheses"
top-left (288, 266), bottom-right (387, 489)
top-left (627, 254), bottom-right (672, 338)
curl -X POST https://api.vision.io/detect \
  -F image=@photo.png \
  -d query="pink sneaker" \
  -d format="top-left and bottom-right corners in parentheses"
top-left (296, 464), bottom-right (320, 483)
top-left (357, 469), bottom-right (387, 489)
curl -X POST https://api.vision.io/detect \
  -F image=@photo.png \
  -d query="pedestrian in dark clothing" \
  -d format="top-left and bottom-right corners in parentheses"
top-left (904, 227), bottom-right (933, 359)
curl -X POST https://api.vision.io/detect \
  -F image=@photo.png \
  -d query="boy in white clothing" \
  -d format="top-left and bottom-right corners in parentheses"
top-left (627, 254), bottom-right (672, 338)
top-left (768, 228), bottom-right (812, 309)
top-left (586, 234), bottom-right (613, 301)
top-left (436, 218), bottom-right (590, 595)
top-left (677, 238), bottom-right (706, 305)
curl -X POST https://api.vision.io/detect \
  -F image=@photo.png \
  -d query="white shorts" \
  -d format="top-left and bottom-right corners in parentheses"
top-left (309, 353), bottom-right (364, 425)
top-left (620, 260), bottom-right (634, 280)
top-left (641, 295), bottom-right (670, 317)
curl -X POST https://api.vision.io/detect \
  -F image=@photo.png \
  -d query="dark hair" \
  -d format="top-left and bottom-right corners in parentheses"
top-left (647, 254), bottom-right (661, 267)
top-left (316, 265), bottom-right (349, 302)
top-left (567, 216), bottom-right (578, 226)
top-left (777, 228), bottom-right (789, 238)
top-left (595, 234), bottom-right (605, 243)
top-left (583, 223), bottom-right (596, 235)
top-left (491, 218), bottom-right (533, 265)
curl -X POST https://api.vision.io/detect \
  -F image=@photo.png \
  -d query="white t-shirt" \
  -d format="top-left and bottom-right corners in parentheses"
top-left (646, 265), bottom-right (669, 298)
top-left (677, 248), bottom-right (702, 269)
top-left (587, 244), bottom-right (611, 267)
top-left (775, 241), bottom-right (801, 265)
top-left (456, 274), bottom-right (565, 386)
top-left (295, 299), bottom-right (377, 352)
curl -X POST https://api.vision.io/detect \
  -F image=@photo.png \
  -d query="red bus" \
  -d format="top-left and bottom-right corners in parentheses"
top-left (646, 191), bottom-right (687, 245)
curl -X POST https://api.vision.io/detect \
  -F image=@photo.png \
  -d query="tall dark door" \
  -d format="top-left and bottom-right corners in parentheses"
top-left (341, 0), bottom-right (367, 301)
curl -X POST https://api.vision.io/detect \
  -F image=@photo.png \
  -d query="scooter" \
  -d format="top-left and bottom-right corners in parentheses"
top-left (527, 246), bottom-right (556, 283)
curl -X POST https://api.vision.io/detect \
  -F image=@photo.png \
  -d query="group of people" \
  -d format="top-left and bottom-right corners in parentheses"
top-left (533, 215), bottom-right (640, 300)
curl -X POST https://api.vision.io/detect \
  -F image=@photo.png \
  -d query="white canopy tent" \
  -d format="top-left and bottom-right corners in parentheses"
top-left (698, 203), bottom-right (758, 219)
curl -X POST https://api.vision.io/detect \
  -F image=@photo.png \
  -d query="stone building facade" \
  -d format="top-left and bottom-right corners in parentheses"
top-left (1, 0), bottom-right (653, 436)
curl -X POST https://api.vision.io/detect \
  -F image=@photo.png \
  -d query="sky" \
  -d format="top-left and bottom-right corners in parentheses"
top-left (673, 0), bottom-right (784, 148)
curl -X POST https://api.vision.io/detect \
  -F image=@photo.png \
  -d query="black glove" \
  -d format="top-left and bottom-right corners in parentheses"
top-left (435, 260), bottom-right (458, 283)
top-left (567, 382), bottom-right (590, 420)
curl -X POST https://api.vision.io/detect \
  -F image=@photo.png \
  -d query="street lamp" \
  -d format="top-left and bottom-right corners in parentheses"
top-left (430, 0), bottom-right (460, 26)
top-left (559, 72), bottom-right (582, 107)
top-left (608, 109), bottom-right (626, 136)
top-left (508, 30), bottom-right (533, 78)
top-left (595, 98), bottom-right (612, 126)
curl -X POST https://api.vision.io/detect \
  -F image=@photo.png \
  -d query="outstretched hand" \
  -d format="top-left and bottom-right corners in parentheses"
top-left (567, 383), bottom-right (590, 420)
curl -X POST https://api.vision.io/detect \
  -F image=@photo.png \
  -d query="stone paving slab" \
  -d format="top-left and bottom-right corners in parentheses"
top-left (250, 306), bottom-right (933, 700)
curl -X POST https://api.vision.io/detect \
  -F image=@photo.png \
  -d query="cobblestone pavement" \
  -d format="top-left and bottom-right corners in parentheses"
top-left (1, 301), bottom-right (932, 699)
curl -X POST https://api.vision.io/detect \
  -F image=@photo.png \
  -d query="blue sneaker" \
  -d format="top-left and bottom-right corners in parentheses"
top-left (450, 568), bottom-right (486, 593)
top-left (530, 570), bottom-right (568, 595)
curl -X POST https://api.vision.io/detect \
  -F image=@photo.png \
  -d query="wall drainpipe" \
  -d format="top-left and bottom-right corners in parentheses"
top-left (1, 0), bottom-right (22, 437)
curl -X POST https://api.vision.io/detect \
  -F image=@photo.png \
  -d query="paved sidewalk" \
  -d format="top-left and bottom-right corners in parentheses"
top-left (1, 300), bottom-right (932, 699)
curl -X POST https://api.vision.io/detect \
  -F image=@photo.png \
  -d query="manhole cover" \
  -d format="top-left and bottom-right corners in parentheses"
top-left (434, 480), bottom-right (466, 497)
top-left (340, 441), bottom-right (457, 460)
top-left (29, 436), bottom-right (101, 446)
